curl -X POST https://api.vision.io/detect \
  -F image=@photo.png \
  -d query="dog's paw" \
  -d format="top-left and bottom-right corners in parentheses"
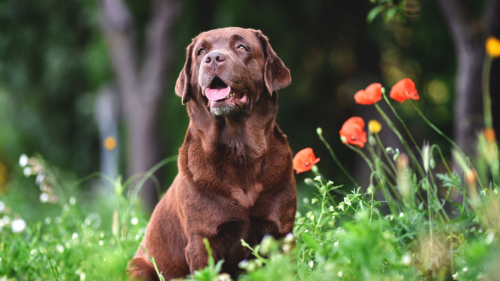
top-left (126, 257), bottom-right (158, 281)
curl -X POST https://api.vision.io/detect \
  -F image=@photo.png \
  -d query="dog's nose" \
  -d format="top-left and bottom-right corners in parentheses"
top-left (204, 52), bottom-right (226, 67)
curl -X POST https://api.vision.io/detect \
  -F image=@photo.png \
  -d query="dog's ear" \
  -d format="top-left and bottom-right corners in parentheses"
top-left (255, 30), bottom-right (292, 95)
top-left (175, 40), bottom-right (195, 104)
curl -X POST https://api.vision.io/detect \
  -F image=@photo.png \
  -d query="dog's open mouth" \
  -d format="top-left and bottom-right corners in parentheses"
top-left (205, 77), bottom-right (248, 108)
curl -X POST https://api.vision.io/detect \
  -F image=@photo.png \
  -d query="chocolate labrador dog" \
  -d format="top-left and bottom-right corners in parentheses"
top-left (128, 27), bottom-right (296, 281)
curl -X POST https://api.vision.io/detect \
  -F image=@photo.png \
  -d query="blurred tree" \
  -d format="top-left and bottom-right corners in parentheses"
top-left (0, 0), bottom-right (104, 175)
top-left (437, 0), bottom-right (500, 156)
top-left (3, 0), bottom-right (496, 211)
top-left (98, 0), bottom-right (179, 210)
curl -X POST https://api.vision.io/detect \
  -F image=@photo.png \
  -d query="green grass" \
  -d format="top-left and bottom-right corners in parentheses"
top-left (2, 66), bottom-right (500, 280)
top-left (2, 129), bottom-right (500, 281)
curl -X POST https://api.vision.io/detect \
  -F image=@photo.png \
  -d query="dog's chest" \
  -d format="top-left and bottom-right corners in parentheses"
top-left (230, 183), bottom-right (263, 209)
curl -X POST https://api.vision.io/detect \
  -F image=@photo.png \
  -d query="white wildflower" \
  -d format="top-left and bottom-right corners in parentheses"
top-left (99, 240), bottom-right (104, 246)
top-left (259, 235), bottom-right (273, 255)
top-left (79, 272), bottom-right (86, 281)
top-left (2, 215), bottom-right (11, 225)
top-left (69, 197), bottom-right (76, 206)
top-left (329, 205), bottom-right (334, 212)
top-left (282, 243), bottom-right (291, 253)
top-left (131, 217), bottom-right (139, 225)
top-left (486, 232), bottom-right (495, 244)
top-left (56, 244), bottom-right (64, 253)
top-left (402, 254), bottom-right (411, 266)
top-left (309, 260), bottom-right (314, 268)
top-left (283, 233), bottom-right (294, 244)
top-left (367, 186), bottom-right (374, 195)
top-left (35, 173), bottom-right (45, 185)
top-left (238, 259), bottom-right (249, 269)
top-left (30, 249), bottom-right (37, 255)
top-left (40, 193), bottom-right (49, 203)
top-left (343, 197), bottom-right (351, 206)
top-left (23, 167), bottom-right (32, 177)
top-left (338, 271), bottom-right (343, 277)
top-left (19, 154), bottom-right (29, 167)
top-left (72, 232), bottom-right (79, 240)
top-left (338, 202), bottom-right (345, 211)
top-left (334, 241), bottom-right (339, 247)
top-left (452, 272), bottom-right (458, 280)
top-left (462, 267), bottom-right (468, 272)
top-left (304, 178), bottom-right (314, 186)
top-left (218, 273), bottom-right (231, 281)
top-left (399, 212), bottom-right (404, 218)
top-left (11, 218), bottom-right (26, 233)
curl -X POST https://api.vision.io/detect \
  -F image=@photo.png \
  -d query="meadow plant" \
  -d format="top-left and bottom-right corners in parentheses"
top-left (232, 36), bottom-right (500, 281)
top-left (1, 37), bottom-right (500, 281)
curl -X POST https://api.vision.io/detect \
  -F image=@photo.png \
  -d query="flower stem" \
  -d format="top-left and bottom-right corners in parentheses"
top-left (375, 133), bottom-right (398, 175)
top-left (382, 91), bottom-right (422, 156)
top-left (430, 144), bottom-right (451, 174)
top-left (411, 101), bottom-right (471, 166)
top-left (483, 55), bottom-right (493, 128)
top-left (374, 103), bottom-right (425, 177)
top-left (315, 182), bottom-right (327, 233)
top-left (347, 144), bottom-right (374, 172)
top-left (317, 128), bottom-right (359, 187)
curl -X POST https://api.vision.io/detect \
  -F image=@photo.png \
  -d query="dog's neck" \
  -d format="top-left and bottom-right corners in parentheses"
top-left (187, 93), bottom-right (279, 165)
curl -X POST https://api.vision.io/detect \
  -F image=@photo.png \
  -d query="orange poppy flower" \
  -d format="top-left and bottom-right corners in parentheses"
top-left (354, 83), bottom-right (383, 105)
top-left (293, 148), bottom-right (320, 174)
top-left (390, 78), bottom-right (419, 103)
top-left (339, 117), bottom-right (367, 148)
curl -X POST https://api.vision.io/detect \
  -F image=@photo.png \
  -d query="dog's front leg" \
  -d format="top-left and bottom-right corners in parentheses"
top-left (184, 234), bottom-right (210, 274)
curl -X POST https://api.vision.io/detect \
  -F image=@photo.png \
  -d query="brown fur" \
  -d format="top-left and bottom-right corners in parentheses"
top-left (127, 27), bottom-right (296, 281)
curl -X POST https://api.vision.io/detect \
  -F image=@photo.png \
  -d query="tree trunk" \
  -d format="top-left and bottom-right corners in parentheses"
top-left (98, 0), bottom-right (178, 211)
top-left (437, 0), bottom-right (486, 157)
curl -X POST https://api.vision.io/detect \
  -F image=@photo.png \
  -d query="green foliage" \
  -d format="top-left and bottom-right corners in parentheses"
top-left (367, 0), bottom-right (404, 23)
top-left (0, 155), bottom-right (147, 280)
top-left (2, 48), bottom-right (500, 280)
top-left (183, 239), bottom-right (226, 281)
top-left (3, 133), bottom-right (500, 281)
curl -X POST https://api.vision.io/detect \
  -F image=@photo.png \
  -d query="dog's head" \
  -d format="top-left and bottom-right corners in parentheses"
top-left (175, 27), bottom-right (291, 117)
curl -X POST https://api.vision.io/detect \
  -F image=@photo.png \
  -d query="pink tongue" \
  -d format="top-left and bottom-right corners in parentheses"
top-left (206, 86), bottom-right (231, 101)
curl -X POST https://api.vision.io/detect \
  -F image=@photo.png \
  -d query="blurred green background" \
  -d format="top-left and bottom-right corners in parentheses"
top-left (0, 0), bottom-right (498, 212)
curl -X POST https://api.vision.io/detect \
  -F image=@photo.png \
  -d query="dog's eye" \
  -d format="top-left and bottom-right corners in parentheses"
top-left (236, 44), bottom-right (248, 51)
top-left (197, 48), bottom-right (206, 56)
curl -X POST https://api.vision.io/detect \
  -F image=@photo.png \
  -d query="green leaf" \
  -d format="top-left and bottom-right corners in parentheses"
top-left (385, 6), bottom-right (399, 20)
top-left (367, 6), bottom-right (384, 23)
top-left (301, 233), bottom-right (321, 251)
top-left (214, 260), bottom-right (224, 274)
